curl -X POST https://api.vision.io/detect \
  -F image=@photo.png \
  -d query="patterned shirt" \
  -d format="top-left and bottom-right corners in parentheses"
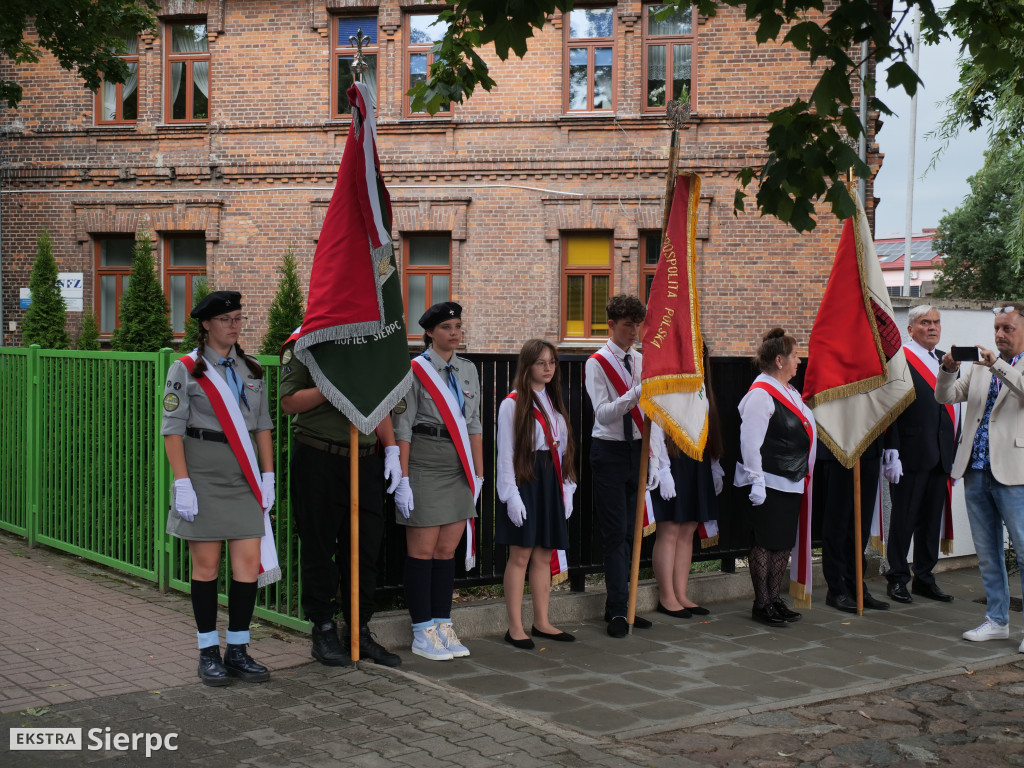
top-left (970, 351), bottom-right (1024, 470)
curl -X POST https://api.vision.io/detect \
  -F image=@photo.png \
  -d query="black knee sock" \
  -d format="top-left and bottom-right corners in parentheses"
top-left (228, 580), bottom-right (258, 633)
top-left (430, 557), bottom-right (456, 619)
top-left (191, 578), bottom-right (219, 634)
top-left (404, 556), bottom-right (433, 624)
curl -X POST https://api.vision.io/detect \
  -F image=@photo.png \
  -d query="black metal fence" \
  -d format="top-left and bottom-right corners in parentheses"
top-left (375, 354), bottom-right (812, 601)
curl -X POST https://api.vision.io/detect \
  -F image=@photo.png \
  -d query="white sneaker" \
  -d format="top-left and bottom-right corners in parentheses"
top-left (411, 626), bottom-right (453, 661)
top-left (435, 621), bottom-right (471, 658)
top-left (962, 619), bottom-right (1009, 642)
top-left (1018, 637), bottom-right (1024, 654)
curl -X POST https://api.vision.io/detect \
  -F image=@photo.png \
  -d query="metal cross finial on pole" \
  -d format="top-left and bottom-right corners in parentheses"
top-left (349, 28), bottom-right (371, 82)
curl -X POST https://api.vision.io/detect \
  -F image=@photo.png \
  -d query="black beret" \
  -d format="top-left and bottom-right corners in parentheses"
top-left (419, 301), bottom-right (462, 330)
top-left (191, 290), bottom-right (243, 320)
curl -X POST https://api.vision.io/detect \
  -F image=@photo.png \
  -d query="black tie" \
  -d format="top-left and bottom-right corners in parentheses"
top-left (622, 353), bottom-right (634, 441)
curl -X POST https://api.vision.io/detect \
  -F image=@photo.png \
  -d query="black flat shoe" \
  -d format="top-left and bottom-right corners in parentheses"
top-left (504, 630), bottom-right (535, 650)
top-left (887, 582), bottom-right (913, 604)
top-left (911, 580), bottom-right (954, 602)
top-left (825, 591), bottom-right (858, 614)
top-left (605, 611), bottom-right (653, 629)
top-left (862, 591), bottom-right (890, 611)
top-left (607, 616), bottom-right (628, 638)
top-left (685, 605), bottom-right (711, 616)
top-left (656, 602), bottom-right (692, 619)
top-left (531, 626), bottom-right (576, 642)
top-left (751, 603), bottom-right (788, 627)
top-left (771, 600), bottom-right (801, 622)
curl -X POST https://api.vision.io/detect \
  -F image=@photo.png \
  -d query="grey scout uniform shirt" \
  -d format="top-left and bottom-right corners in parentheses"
top-left (161, 350), bottom-right (273, 436)
top-left (393, 348), bottom-right (482, 442)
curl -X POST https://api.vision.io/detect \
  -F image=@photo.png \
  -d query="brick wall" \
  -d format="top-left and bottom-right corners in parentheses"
top-left (0, 0), bottom-right (879, 355)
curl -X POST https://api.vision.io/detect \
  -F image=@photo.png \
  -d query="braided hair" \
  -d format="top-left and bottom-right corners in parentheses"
top-left (188, 325), bottom-right (264, 380)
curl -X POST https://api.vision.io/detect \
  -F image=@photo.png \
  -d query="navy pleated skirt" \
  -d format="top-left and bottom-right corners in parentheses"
top-left (495, 450), bottom-right (569, 550)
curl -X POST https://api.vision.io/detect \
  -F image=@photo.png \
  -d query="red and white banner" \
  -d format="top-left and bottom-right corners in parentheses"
top-left (640, 172), bottom-right (708, 461)
top-left (411, 356), bottom-right (477, 570)
top-left (803, 195), bottom-right (914, 468)
top-left (179, 353), bottom-right (280, 586)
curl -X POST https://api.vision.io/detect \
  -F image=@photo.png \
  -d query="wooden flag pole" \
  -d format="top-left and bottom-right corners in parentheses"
top-left (350, 422), bottom-right (361, 663)
top-left (626, 418), bottom-right (653, 631)
top-left (853, 457), bottom-right (863, 616)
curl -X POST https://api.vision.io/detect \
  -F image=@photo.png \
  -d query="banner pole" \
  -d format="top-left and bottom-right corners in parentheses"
top-left (853, 457), bottom-right (863, 616)
top-left (350, 422), bottom-right (360, 664)
top-left (626, 418), bottom-right (652, 633)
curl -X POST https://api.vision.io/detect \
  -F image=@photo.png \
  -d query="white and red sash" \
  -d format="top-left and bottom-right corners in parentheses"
top-left (904, 346), bottom-right (958, 553)
top-left (750, 380), bottom-right (815, 607)
top-left (588, 346), bottom-right (656, 536)
top-left (180, 353), bottom-right (281, 586)
top-left (411, 354), bottom-right (478, 570)
top-left (508, 392), bottom-right (570, 585)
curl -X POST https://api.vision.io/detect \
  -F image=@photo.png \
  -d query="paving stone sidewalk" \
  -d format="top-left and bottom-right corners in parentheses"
top-left (3, 532), bottom-right (1024, 767)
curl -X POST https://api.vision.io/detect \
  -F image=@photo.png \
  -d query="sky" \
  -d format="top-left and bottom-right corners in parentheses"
top-left (872, 7), bottom-right (989, 238)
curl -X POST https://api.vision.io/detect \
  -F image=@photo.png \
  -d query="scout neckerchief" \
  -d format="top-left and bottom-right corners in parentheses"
top-left (508, 390), bottom-right (570, 585)
top-left (904, 345), bottom-right (959, 554)
top-left (749, 377), bottom-right (816, 607)
top-left (410, 351), bottom-right (478, 570)
top-left (588, 343), bottom-right (656, 536)
top-left (179, 352), bottom-right (281, 586)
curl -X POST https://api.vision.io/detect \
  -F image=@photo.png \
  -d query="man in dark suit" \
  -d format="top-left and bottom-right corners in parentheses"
top-left (884, 306), bottom-right (956, 604)
top-left (818, 436), bottom-right (890, 613)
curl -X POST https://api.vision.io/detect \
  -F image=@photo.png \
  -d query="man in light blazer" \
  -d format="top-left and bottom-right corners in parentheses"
top-left (936, 304), bottom-right (1024, 650)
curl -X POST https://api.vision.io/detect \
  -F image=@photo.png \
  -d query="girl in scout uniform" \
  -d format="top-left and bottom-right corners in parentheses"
top-left (161, 291), bottom-right (276, 686)
top-left (496, 339), bottom-right (578, 650)
top-left (393, 301), bottom-right (483, 661)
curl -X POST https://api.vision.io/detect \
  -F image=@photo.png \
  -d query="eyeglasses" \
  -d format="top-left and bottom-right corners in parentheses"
top-left (992, 306), bottom-right (1020, 316)
top-left (212, 315), bottom-right (246, 327)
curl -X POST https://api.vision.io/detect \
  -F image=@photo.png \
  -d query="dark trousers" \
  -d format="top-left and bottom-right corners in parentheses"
top-left (817, 458), bottom-right (881, 597)
top-left (886, 465), bottom-right (946, 587)
top-left (290, 440), bottom-right (385, 626)
top-left (590, 437), bottom-right (642, 617)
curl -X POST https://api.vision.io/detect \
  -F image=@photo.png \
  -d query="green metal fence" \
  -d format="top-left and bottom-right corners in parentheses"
top-left (0, 346), bottom-right (308, 631)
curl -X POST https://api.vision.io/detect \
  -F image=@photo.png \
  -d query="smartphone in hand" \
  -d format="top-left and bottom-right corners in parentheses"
top-left (950, 346), bottom-right (981, 362)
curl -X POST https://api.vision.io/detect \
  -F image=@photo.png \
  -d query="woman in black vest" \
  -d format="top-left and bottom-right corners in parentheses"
top-left (733, 328), bottom-right (816, 627)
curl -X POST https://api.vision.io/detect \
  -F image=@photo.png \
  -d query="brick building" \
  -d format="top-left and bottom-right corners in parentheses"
top-left (0, 0), bottom-right (879, 355)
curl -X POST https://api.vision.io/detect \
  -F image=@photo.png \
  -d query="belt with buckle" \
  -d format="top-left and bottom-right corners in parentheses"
top-left (185, 427), bottom-right (230, 443)
top-left (412, 424), bottom-right (451, 440)
top-left (294, 432), bottom-right (377, 457)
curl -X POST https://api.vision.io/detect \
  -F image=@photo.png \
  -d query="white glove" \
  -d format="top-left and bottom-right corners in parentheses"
top-left (562, 480), bottom-right (576, 520)
top-left (711, 459), bottom-right (725, 496)
top-left (658, 466), bottom-right (677, 500)
top-left (883, 457), bottom-right (903, 484)
top-left (474, 476), bottom-right (485, 504)
top-left (383, 445), bottom-right (402, 494)
top-left (749, 478), bottom-right (766, 506)
top-left (629, 383), bottom-right (642, 406)
top-left (507, 494), bottom-right (527, 527)
top-left (260, 472), bottom-right (275, 513)
top-left (395, 477), bottom-right (414, 519)
top-left (173, 478), bottom-right (199, 522)
top-left (647, 461), bottom-right (660, 491)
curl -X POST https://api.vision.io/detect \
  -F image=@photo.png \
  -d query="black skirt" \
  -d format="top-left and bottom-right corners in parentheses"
top-left (495, 450), bottom-right (569, 550)
top-left (651, 450), bottom-right (718, 524)
top-left (746, 486), bottom-right (802, 551)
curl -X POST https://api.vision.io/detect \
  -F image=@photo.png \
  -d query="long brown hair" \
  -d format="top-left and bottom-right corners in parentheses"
top-left (190, 326), bottom-right (264, 380)
top-left (666, 343), bottom-right (723, 461)
top-left (511, 339), bottom-right (576, 484)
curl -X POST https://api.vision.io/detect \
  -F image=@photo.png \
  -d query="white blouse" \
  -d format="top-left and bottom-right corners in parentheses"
top-left (496, 388), bottom-right (576, 504)
top-left (733, 373), bottom-right (817, 494)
